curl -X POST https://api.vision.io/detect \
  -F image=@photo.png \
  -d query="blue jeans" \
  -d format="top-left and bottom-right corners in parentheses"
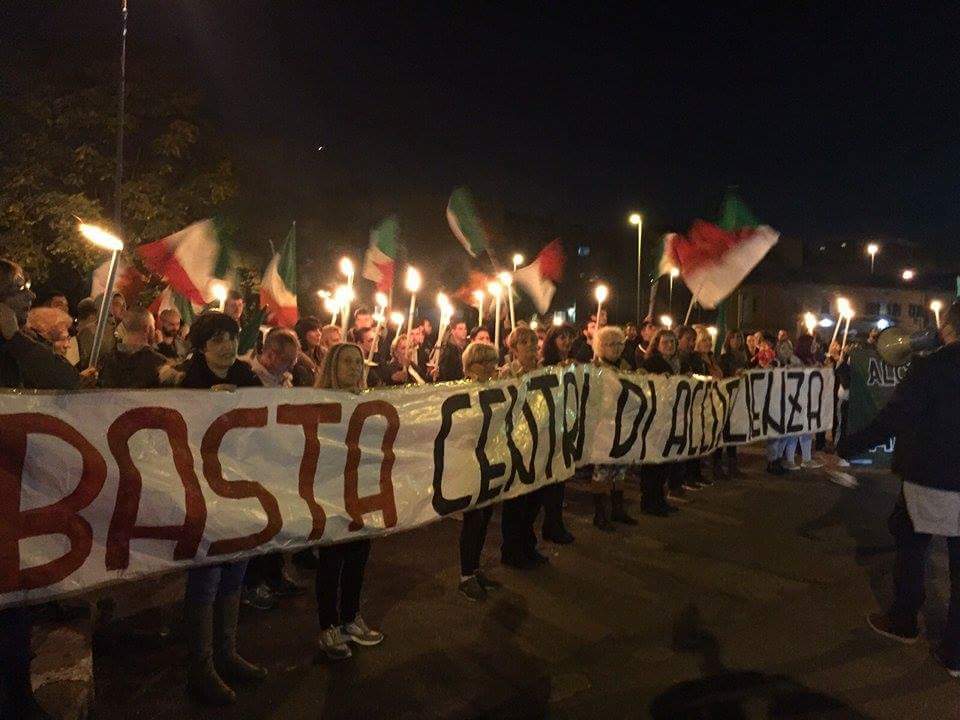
top-left (185, 560), bottom-right (248, 605)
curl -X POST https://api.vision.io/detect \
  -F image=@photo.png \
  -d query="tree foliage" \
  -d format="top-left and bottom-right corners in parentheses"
top-left (0, 62), bottom-right (237, 283)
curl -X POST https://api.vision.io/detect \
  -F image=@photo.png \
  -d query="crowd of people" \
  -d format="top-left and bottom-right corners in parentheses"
top-left (0, 254), bottom-right (864, 717)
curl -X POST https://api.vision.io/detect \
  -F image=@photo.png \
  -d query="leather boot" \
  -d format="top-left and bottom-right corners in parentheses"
top-left (215, 593), bottom-right (268, 685)
top-left (593, 494), bottom-right (615, 532)
top-left (185, 602), bottom-right (236, 705)
top-left (1, 668), bottom-right (54, 720)
top-left (610, 490), bottom-right (638, 525)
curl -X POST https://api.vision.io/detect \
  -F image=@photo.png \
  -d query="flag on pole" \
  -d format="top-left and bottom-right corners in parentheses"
top-left (362, 215), bottom-right (399, 292)
top-left (260, 223), bottom-right (298, 327)
top-left (658, 195), bottom-right (778, 309)
top-left (137, 219), bottom-right (230, 306)
top-left (513, 239), bottom-right (566, 313)
top-left (91, 256), bottom-right (144, 307)
top-left (148, 285), bottom-right (199, 325)
top-left (446, 187), bottom-right (489, 258)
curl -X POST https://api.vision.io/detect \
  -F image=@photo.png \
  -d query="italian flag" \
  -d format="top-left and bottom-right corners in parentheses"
top-left (446, 187), bottom-right (489, 258)
top-left (149, 285), bottom-right (199, 325)
top-left (91, 255), bottom-right (144, 307)
top-left (513, 239), bottom-right (565, 313)
top-left (362, 215), bottom-right (399, 292)
top-left (137, 219), bottom-right (231, 306)
top-left (659, 194), bottom-right (778, 309)
top-left (260, 224), bottom-right (298, 328)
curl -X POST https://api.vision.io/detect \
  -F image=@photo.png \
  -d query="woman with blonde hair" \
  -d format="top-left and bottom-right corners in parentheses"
top-left (312, 343), bottom-right (385, 660)
top-left (591, 325), bottom-right (639, 530)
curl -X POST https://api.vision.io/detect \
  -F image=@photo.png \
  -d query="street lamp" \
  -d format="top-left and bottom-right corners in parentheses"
top-left (629, 213), bottom-right (643, 322)
top-left (931, 299), bottom-right (943, 328)
top-left (78, 221), bottom-right (124, 369)
top-left (512, 253), bottom-right (524, 272)
top-left (594, 283), bottom-right (608, 328)
top-left (901, 269), bottom-right (916, 281)
top-left (867, 243), bottom-right (879, 274)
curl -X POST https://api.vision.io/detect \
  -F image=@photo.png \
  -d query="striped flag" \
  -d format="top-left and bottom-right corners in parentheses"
top-left (362, 215), bottom-right (399, 292)
top-left (446, 187), bottom-right (489, 258)
top-left (260, 224), bottom-right (298, 327)
top-left (137, 219), bottom-right (232, 305)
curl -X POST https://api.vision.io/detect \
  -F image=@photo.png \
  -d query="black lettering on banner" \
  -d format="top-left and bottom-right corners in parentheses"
top-left (687, 380), bottom-right (705, 456)
top-left (663, 380), bottom-right (691, 456)
top-left (784, 371), bottom-right (805, 432)
top-left (476, 388), bottom-right (508, 503)
top-left (706, 383), bottom-right (721, 451)
top-left (807, 370), bottom-right (824, 429)
top-left (432, 393), bottom-right (472, 515)
top-left (610, 378), bottom-right (649, 458)
top-left (721, 378), bottom-right (747, 443)
top-left (575, 373), bottom-right (590, 459)
top-left (504, 385), bottom-right (537, 492)
top-left (639, 380), bottom-right (658, 460)
top-left (748, 373), bottom-right (764, 439)
top-left (761, 371), bottom-right (785, 435)
top-left (698, 381), bottom-right (711, 454)
top-left (561, 371), bottom-right (587, 468)
top-left (527, 374), bottom-right (559, 479)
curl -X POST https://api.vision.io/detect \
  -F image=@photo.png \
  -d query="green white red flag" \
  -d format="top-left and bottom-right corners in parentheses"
top-left (446, 187), bottom-right (489, 258)
top-left (260, 224), bottom-right (298, 327)
top-left (90, 255), bottom-right (144, 307)
top-left (362, 215), bottom-right (399, 292)
top-left (658, 195), bottom-right (778, 309)
top-left (137, 219), bottom-right (231, 306)
top-left (148, 284), bottom-right (198, 325)
top-left (513, 240), bottom-right (565, 313)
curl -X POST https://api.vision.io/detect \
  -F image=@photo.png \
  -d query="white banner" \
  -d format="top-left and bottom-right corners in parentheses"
top-left (0, 365), bottom-right (832, 608)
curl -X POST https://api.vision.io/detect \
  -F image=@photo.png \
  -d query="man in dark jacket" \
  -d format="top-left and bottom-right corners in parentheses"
top-left (840, 301), bottom-right (960, 676)
top-left (98, 308), bottom-right (170, 388)
top-left (0, 257), bottom-right (89, 719)
top-left (569, 319), bottom-right (596, 363)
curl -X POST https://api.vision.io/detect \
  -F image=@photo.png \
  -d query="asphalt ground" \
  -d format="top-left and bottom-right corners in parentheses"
top-left (89, 447), bottom-right (960, 719)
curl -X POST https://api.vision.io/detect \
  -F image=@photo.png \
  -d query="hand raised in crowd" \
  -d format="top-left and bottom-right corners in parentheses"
top-left (0, 301), bottom-right (19, 340)
top-left (78, 366), bottom-right (99, 388)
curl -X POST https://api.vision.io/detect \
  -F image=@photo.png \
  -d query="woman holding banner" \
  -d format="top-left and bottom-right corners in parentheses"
top-left (591, 325), bottom-right (640, 530)
top-left (178, 311), bottom-right (268, 706)
top-left (313, 343), bottom-right (385, 659)
top-left (642, 328), bottom-right (682, 516)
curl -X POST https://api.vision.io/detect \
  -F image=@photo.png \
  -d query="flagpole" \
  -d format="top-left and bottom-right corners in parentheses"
top-left (646, 274), bottom-right (660, 321)
top-left (684, 294), bottom-right (697, 326)
top-left (114, 0), bottom-right (128, 230)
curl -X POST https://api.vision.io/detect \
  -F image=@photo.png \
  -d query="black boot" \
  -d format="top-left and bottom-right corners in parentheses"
top-left (1, 669), bottom-right (54, 720)
top-left (593, 494), bottom-right (615, 532)
top-left (215, 594), bottom-right (268, 686)
top-left (712, 455), bottom-right (728, 482)
top-left (727, 453), bottom-right (741, 478)
top-left (542, 483), bottom-right (575, 544)
top-left (610, 490), bottom-right (639, 525)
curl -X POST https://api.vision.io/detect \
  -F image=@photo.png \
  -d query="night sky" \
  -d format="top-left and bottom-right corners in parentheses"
top-left (2, 2), bottom-right (959, 303)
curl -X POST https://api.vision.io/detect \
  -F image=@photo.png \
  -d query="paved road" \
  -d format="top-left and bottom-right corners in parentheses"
top-left (91, 449), bottom-right (959, 719)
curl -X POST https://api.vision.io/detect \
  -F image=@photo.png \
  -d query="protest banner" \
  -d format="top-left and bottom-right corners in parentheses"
top-left (846, 346), bottom-right (907, 467)
top-left (0, 365), bottom-right (832, 608)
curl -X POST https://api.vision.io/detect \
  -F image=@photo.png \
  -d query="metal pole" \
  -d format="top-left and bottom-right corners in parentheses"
top-left (88, 250), bottom-right (122, 369)
top-left (635, 218), bottom-right (643, 323)
top-left (114, 0), bottom-right (128, 229)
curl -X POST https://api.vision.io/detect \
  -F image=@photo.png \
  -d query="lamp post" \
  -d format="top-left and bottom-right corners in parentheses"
top-left (630, 213), bottom-right (643, 322)
top-left (79, 222), bottom-right (124, 369)
top-left (595, 283), bottom-right (608, 328)
top-left (931, 299), bottom-right (943, 328)
top-left (867, 243), bottom-right (879, 274)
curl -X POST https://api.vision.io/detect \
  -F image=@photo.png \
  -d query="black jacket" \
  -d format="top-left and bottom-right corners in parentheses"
top-left (180, 353), bottom-right (263, 389)
top-left (570, 335), bottom-right (593, 363)
top-left (98, 345), bottom-right (169, 389)
top-left (0, 328), bottom-right (79, 390)
top-left (643, 353), bottom-right (676, 375)
top-left (437, 342), bottom-right (465, 382)
top-left (843, 341), bottom-right (960, 491)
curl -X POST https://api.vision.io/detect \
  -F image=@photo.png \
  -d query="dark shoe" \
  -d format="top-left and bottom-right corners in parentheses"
top-left (543, 527), bottom-right (575, 544)
top-left (866, 612), bottom-right (918, 644)
top-left (269, 573), bottom-right (305, 598)
top-left (317, 626), bottom-right (353, 660)
top-left (501, 552), bottom-right (538, 570)
top-left (766, 460), bottom-right (786, 476)
top-left (241, 583), bottom-right (276, 611)
top-left (458, 576), bottom-right (487, 602)
top-left (610, 490), bottom-right (639, 525)
top-left (475, 571), bottom-right (503, 591)
top-left (712, 460), bottom-right (728, 482)
top-left (292, 548), bottom-right (319, 570)
top-left (525, 547), bottom-right (550, 565)
top-left (215, 594), bottom-right (268, 685)
top-left (593, 494), bottom-right (616, 532)
top-left (932, 646), bottom-right (960, 678)
top-left (1, 671), bottom-right (55, 720)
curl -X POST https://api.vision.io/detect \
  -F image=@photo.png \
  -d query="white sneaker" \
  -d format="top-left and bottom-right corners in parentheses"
top-left (801, 459), bottom-right (824, 469)
top-left (317, 626), bottom-right (352, 660)
top-left (341, 615), bottom-right (384, 646)
top-left (837, 458), bottom-right (851, 468)
top-left (782, 460), bottom-right (800, 471)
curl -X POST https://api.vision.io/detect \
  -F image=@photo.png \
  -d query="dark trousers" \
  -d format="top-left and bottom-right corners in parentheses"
top-left (887, 495), bottom-right (960, 657)
top-left (501, 490), bottom-right (542, 559)
top-left (244, 552), bottom-right (285, 589)
top-left (315, 539), bottom-right (371, 629)
top-left (0, 607), bottom-right (32, 705)
top-left (540, 483), bottom-right (565, 535)
top-left (641, 465), bottom-right (667, 509)
top-left (461, 507), bottom-right (494, 576)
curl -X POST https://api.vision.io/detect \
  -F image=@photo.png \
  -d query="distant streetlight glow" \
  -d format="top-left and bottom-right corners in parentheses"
top-left (659, 314), bottom-right (673, 329)
top-left (931, 299), bottom-right (944, 328)
top-left (867, 243), bottom-right (879, 274)
top-left (901, 269), bottom-right (915, 281)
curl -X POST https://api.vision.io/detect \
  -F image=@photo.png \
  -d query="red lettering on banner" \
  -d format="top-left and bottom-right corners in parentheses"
top-left (105, 408), bottom-right (206, 570)
top-left (276, 403), bottom-right (341, 540)
top-left (200, 408), bottom-right (282, 556)
top-left (0, 414), bottom-right (106, 593)
top-left (343, 401), bottom-right (399, 531)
